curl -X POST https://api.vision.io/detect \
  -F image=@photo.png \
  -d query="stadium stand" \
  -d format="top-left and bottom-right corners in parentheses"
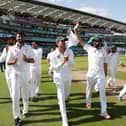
top-left (0, 0), bottom-right (126, 57)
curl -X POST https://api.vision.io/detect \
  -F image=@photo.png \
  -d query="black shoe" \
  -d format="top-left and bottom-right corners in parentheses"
top-left (65, 97), bottom-right (70, 104)
top-left (31, 97), bottom-right (38, 102)
top-left (36, 93), bottom-right (40, 96)
top-left (14, 117), bottom-right (22, 126)
top-left (22, 112), bottom-right (30, 118)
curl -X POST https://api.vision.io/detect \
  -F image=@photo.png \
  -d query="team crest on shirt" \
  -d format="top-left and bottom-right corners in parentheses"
top-left (57, 55), bottom-right (60, 58)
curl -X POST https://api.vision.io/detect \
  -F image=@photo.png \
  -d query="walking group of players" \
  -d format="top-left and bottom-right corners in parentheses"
top-left (0, 23), bottom-right (126, 126)
top-left (0, 32), bottom-right (42, 126)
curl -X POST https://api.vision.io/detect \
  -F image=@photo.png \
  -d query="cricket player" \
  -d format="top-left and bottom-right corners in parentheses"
top-left (6, 32), bottom-right (34, 126)
top-left (74, 22), bottom-right (111, 119)
top-left (50, 36), bottom-right (75, 126)
top-left (107, 46), bottom-right (120, 93)
top-left (30, 41), bottom-right (43, 101)
top-left (0, 37), bottom-right (16, 98)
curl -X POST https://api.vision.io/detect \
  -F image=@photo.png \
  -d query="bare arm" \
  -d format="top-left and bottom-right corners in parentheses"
top-left (23, 54), bottom-right (34, 63)
top-left (74, 22), bottom-right (86, 47)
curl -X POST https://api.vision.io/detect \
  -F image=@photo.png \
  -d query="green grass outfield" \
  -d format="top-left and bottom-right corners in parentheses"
top-left (0, 55), bottom-right (126, 126)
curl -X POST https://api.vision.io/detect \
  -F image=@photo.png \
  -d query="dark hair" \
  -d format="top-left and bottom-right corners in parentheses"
top-left (16, 31), bottom-right (25, 36)
top-left (32, 41), bottom-right (39, 45)
top-left (7, 37), bottom-right (16, 45)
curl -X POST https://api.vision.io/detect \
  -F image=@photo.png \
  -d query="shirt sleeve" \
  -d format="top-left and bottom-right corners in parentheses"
top-left (65, 49), bottom-right (75, 66)
top-left (103, 49), bottom-right (108, 63)
top-left (39, 48), bottom-right (43, 59)
top-left (47, 53), bottom-right (49, 60)
top-left (83, 44), bottom-right (91, 52)
top-left (27, 46), bottom-right (35, 59)
top-left (117, 52), bottom-right (120, 64)
top-left (6, 47), bottom-right (13, 63)
top-left (0, 48), bottom-right (6, 63)
top-left (50, 52), bottom-right (63, 71)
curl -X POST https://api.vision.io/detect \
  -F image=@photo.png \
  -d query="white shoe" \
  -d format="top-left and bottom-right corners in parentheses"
top-left (62, 122), bottom-right (68, 126)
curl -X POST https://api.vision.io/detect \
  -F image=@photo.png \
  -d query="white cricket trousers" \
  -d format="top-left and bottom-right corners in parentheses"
top-left (86, 76), bottom-right (107, 114)
top-left (35, 67), bottom-right (41, 94)
top-left (5, 70), bottom-right (12, 98)
top-left (55, 79), bottom-right (71, 126)
top-left (30, 66), bottom-right (41, 97)
top-left (107, 66), bottom-right (117, 88)
top-left (11, 74), bottom-right (29, 119)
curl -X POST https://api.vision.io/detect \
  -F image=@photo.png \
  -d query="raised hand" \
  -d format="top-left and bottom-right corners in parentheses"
top-left (22, 54), bottom-right (27, 62)
top-left (64, 55), bottom-right (69, 62)
top-left (74, 22), bottom-right (79, 31)
top-left (61, 55), bottom-right (69, 65)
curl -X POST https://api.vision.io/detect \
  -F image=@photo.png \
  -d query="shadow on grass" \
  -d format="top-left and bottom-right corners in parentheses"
top-left (72, 80), bottom-right (86, 83)
top-left (37, 96), bottom-right (57, 101)
top-left (19, 92), bottom-right (126, 126)
top-left (0, 97), bottom-right (11, 104)
top-left (67, 102), bottom-right (126, 125)
top-left (29, 104), bottom-right (59, 113)
top-left (41, 80), bottom-right (53, 83)
top-left (22, 103), bottom-right (61, 125)
top-left (22, 117), bottom-right (61, 125)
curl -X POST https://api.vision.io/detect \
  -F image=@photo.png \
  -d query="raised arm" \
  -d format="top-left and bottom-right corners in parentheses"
top-left (74, 22), bottom-right (86, 47)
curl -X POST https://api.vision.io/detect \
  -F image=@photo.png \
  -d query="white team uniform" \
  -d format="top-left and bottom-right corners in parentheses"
top-left (107, 51), bottom-right (120, 88)
top-left (94, 41), bottom-right (108, 91)
top-left (84, 44), bottom-right (108, 115)
top-left (50, 48), bottom-right (74, 126)
top-left (47, 51), bottom-right (54, 80)
top-left (0, 47), bottom-right (12, 98)
top-left (30, 48), bottom-right (42, 97)
top-left (6, 43), bottom-right (34, 119)
top-left (66, 30), bottom-right (78, 48)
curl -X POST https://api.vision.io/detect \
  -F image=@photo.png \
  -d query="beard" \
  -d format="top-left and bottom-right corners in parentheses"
top-left (94, 43), bottom-right (101, 48)
top-left (17, 39), bottom-right (24, 44)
